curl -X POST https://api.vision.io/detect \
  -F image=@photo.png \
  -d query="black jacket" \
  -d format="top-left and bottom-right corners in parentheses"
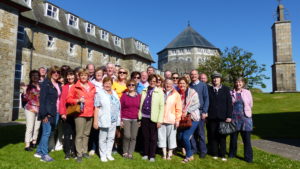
top-left (38, 79), bottom-right (61, 123)
top-left (207, 85), bottom-right (232, 120)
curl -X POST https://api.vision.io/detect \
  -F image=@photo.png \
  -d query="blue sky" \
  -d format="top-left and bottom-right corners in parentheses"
top-left (48, 0), bottom-right (300, 92)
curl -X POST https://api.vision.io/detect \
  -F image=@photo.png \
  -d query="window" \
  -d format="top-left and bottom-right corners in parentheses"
top-left (17, 26), bottom-right (25, 41)
top-left (68, 14), bottom-right (79, 29)
top-left (135, 41), bottom-right (143, 51)
top-left (45, 3), bottom-right (59, 20)
top-left (69, 43), bottom-right (75, 55)
top-left (187, 58), bottom-right (191, 62)
top-left (100, 30), bottom-right (109, 41)
top-left (24, 0), bottom-right (31, 7)
top-left (184, 48), bottom-right (191, 54)
top-left (113, 36), bottom-right (121, 47)
top-left (86, 23), bottom-right (95, 35)
top-left (143, 45), bottom-right (149, 54)
top-left (87, 49), bottom-right (93, 60)
top-left (47, 35), bottom-right (55, 48)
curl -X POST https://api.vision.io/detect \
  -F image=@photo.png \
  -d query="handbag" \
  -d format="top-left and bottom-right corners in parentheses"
top-left (66, 104), bottom-right (81, 115)
top-left (179, 114), bottom-right (192, 129)
top-left (219, 121), bottom-right (236, 135)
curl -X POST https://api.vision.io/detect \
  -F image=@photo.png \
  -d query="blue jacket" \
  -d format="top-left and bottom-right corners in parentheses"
top-left (189, 81), bottom-right (209, 114)
top-left (38, 79), bottom-right (60, 124)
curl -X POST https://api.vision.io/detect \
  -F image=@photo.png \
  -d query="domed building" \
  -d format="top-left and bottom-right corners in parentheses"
top-left (157, 25), bottom-right (220, 75)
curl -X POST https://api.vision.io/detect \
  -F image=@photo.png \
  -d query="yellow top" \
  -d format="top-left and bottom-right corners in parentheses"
top-left (112, 81), bottom-right (127, 98)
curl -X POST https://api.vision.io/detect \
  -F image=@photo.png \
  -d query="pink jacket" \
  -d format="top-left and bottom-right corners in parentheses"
top-left (163, 89), bottom-right (182, 124)
top-left (230, 89), bottom-right (253, 117)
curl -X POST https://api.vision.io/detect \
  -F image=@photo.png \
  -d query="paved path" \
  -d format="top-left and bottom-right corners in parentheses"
top-left (252, 139), bottom-right (300, 161)
top-left (0, 121), bottom-right (25, 127)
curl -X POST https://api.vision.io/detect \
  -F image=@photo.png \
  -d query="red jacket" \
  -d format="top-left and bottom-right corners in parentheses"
top-left (59, 84), bottom-right (71, 116)
top-left (66, 81), bottom-right (96, 117)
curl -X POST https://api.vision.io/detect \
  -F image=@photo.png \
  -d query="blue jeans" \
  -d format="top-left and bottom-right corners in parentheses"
top-left (191, 119), bottom-right (207, 155)
top-left (179, 121), bottom-right (200, 158)
top-left (36, 121), bottom-right (52, 156)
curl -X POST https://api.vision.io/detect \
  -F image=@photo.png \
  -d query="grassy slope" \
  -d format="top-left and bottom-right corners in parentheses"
top-left (0, 93), bottom-right (300, 169)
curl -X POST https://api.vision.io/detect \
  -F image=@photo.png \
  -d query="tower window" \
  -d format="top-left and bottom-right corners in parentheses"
top-left (45, 3), bottom-right (59, 20)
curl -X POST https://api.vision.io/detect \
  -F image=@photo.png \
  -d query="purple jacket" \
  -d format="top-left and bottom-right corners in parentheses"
top-left (230, 89), bottom-right (253, 117)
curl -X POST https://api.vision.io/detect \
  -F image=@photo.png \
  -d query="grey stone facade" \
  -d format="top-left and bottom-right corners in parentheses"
top-left (0, 0), bottom-right (153, 122)
top-left (272, 4), bottom-right (297, 92)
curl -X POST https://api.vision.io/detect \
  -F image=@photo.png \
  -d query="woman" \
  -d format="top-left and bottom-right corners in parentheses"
top-left (94, 77), bottom-right (121, 162)
top-left (59, 69), bottom-right (77, 159)
top-left (139, 74), bottom-right (164, 162)
top-left (120, 80), bottom-right (141, 159)
top-left (130, 71), bottom-right (141, 84)
top-left (112, 67), bottom-right (128, 98)
top-left (158, 78), bottom-right (182, 160)
top-left (23, 70), bottom-right (41, 151)
top-left (229, 77), bottom-right (253, 163)
top-left (156, 74), bottom-right (164, 89)
top-left (67, 69), bottom-right (96, 162)
top-left (91, 68), bottom-right (104, 92)
top-left (207, 72), bottom-right (232, 161)
top-left (177, 77), bottom-right (200, 163)
top-left (34, 66), bottom-right (61, 162)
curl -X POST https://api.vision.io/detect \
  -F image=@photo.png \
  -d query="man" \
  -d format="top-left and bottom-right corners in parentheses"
top-left (189, 70), bottom-right (209, 158)
top-left (103, 63), bottom-right (117, 80)
top-left (86, 64), bottom-right (95, 81)
top-left (200, 73), bottom-right (208, 84)
top-left (164, 70), bottom-right (172, 79)
top-left (38, 66), bottom-right (47, 82)
top-left (136, 71), bottom-right (149, 94)
top-left (147, 66), bottom-right (155, 76)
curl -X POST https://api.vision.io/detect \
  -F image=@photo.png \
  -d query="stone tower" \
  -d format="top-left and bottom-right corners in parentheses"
top-left (271, 3), bottom-right (297, 92)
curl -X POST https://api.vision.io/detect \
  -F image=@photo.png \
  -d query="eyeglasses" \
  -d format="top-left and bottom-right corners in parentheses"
top-left (172, 77), bottom-right (179, 80)
top-left (118, 71), bottom-right (128, 75)
top-left (128, 84), bottom-right (136, 87)
top-left (134, 76), bottom-right (140, 79)
top-left (52, 71), bottom-right (60, 75)
top-left (157, 79), bottom-right (161, 81)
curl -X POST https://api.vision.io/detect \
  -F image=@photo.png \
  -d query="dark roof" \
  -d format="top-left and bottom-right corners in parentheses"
top-left (5, 0), bottom-right (31, 12)
top-left (19, 0), bottom-right (154, 62)
top-left (158, 26), bottom-right (218, 54)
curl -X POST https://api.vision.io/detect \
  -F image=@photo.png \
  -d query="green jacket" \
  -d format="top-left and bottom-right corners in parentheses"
top-left (138, 87), bottom-right (165, 123)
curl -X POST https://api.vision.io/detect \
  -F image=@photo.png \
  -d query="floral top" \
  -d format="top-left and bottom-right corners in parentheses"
top-left (232, 93), bottom-right (253, 131)
top-left (24, 85), bottom-right (40, 113)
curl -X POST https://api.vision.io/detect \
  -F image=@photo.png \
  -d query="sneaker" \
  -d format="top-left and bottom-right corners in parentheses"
top-left (221, 158), bottom-right (227, 161)
top-left (200, 153), bottom-right (206, 158)
top-left (40, 155), bottom-right (54, 162)
top-left (83, 153), bottom-right (90, 159)
top-left (149, 158), bottom-right (155, 162)
top-left (89, 150), bottom-right (95, 156)
top-left (107, 155), bottom-right (115, 161)
top-left (213, 156), bottom-right (218, 160)
top-left (65, 154), bottom-right (71, 160)
top-left (142, 156), bottom-right (148, 160)
top-left (24, 147), bottom-right (33, 152)
top-left (76, 156), bottom-right (82, 163)
top-left (34, 152), bottom-right (42, 158)
top-left (100, 157), bottom-right (108, 162)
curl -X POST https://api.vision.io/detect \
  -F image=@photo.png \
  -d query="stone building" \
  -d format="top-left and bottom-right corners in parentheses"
top-left (0, 0), bottom-right (154, 122)
top-left (271, 3), bottom-right (297, 92)
top-left (157, 25), bottom-right (220, 75)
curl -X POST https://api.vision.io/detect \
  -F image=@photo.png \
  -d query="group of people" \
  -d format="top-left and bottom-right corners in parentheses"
top-left (21, 63), bottom-right (253, 163)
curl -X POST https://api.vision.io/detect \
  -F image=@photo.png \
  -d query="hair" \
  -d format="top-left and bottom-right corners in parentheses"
top-left (47, 66), bottom-right (60, 79)
top-left (130, 71), bottom-right (141, 79)
top-left (147, 66), bottom-right (154, 71)
top-left (64, 69), bottom-right (76, 84)
top-left (234, 77), bottom-right (246, 88)
top-left (126, 79), bottom-right (137, 87)
top-left (86, 63), bottom-right (95, 69)
top-left (60, 65), bottom-right (71, 80)
top-left (95, 67), bottom-right (104, 74)
top-left (172, 72), bottom-right (179, 77)
top-left (103, 76), bottom-right (113, 84)
top-left (178, 77), bottom-right (189, 87)
top-left (106, 62), bottom-right (115, 68)
top-left (164, 78), bottom-right (173, 83)
top-left (78, 68), bottom-right (89, 77)
top-left (117, 67), bottom-right (128, 81)
top-left (190, 69), bottom-right (199, 75)
top-left (156, 74), bottom-right (164, 87)
top-left (147, 74), bottom-right (158, 83)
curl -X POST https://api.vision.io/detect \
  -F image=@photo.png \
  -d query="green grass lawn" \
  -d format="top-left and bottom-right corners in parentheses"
top-left (0, 93), bottom-right (300, 169)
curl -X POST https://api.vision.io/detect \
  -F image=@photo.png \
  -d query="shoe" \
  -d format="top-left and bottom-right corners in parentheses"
top-left (142, 156), bottom-right (148, 160)
top-left (127, 154), bottom-right (133, 159)
top-left (24, 147), bottom-right (33, 151)
top-left (221, 158), bottom-right (227, 161)
top-left (213, 156), bottom-right (218, 160)
top-left (200, 153), bottom-right (206, 158)
top-left (40, 155), bottom-right (54, 162)
top-left (30, 143), bottom-right (37, 149)
top-left (100, 157), bottom-right (108, 162)
top-left (122, 153), bottom-right (128, 158)
top-left (149, 158), bottom-right (155, 162)
top-left (34, 152), bottom-right (42, 158)
top-left (107, 155), bottom-right (115, 161)
top-left (112, 150), bottom-right (118, 154)
top-left (76, 156), bottom-right (82, 162)
top-left (89, 150), bottom-right (95, 156)
top-left (83, 153), bottom-right (90, 159)
top-left (65, 154), bottom-right (71, 160)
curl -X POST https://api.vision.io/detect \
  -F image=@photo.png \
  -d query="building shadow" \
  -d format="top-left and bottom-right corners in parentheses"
top-left (252, 111), bottom-right (300, 147)
top-left (0, 124), bottom-right (25, 149)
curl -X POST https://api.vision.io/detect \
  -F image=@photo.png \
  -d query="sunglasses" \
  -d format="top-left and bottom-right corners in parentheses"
top-left (52, 71), bottom-right (61, 75)
top-left (172, 77), bottom-right (179, 80)
top-left (134, 76), bottom-right (140, 79)
top-left (118, 71), bottom-right (128, 75)
top-left (128, 84), bottom-right (136, 87)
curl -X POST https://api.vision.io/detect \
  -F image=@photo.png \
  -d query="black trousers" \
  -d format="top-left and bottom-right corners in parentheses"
top-left (207, 119), bottom-right (227, 158)
top-left (63, 116), bottom-right (76, 155)
top-left (229, 131), bottom-right (253, 162)
top-left (141, 118), bottom-right (158, 158)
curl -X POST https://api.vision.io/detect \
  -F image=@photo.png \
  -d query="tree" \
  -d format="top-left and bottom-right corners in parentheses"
top-left (198, 46), bottom-right (269, 88)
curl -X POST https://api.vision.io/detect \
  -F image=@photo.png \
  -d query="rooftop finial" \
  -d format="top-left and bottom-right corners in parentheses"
top-left (188, 20), bottom-right (190, 27)
top-left (276, 0), bottom-right (285, 21)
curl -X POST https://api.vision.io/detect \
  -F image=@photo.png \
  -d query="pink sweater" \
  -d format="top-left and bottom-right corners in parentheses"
top-left (163, 89), bottom-right (182, 124)
top-left (120, 93), bottom-right (141, 119)
top-left (230, 89), bottom-right (253, 117)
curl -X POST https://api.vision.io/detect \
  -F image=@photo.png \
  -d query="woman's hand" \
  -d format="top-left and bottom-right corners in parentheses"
top-left (157, 123), bottom-right (161, 128)
top-left (120, 121), bottom-right (124, 128)
top-left (175, 121), bottom-right (179, 128)
top-left (93, 122), bottom-right (98, 130)
top-left (138, 121), bottom-right (141, 127)
top-left (61, 114), bottom-right (67, 121)
top-left (78, 97), bottom-right (85, 103)
top-left (225, 118), bottom-right (232, 123)
top-left (42, 116), bottom-right (48, 123)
